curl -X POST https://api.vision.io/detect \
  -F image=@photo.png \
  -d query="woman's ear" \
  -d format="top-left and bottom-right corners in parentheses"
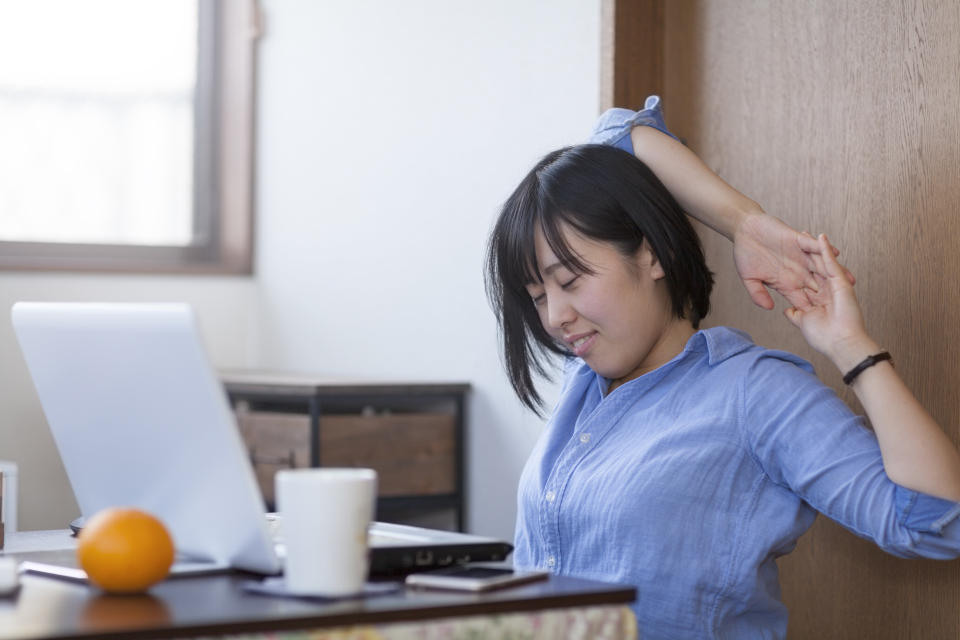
top-left (637, 240), bottom-right (666, 281)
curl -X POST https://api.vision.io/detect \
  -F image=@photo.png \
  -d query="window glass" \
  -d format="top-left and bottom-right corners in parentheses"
top-left (0, 0), bottom-right (255, 273)
top-left (0, 0), bottom-right (198, 247)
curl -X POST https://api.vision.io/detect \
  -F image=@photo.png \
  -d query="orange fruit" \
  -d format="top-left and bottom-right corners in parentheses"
top-left (76, 507), bottom-right (175, 594)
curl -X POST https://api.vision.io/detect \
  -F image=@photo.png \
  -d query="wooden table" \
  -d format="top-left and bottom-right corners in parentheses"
top-left (221, 371), bottom-right (470, 531)
top-left (0, 532), bottom-right (637, 639)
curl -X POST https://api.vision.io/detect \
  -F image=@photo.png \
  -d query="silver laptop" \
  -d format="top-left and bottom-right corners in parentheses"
top-left (11, 302), bottom-right (511, 579)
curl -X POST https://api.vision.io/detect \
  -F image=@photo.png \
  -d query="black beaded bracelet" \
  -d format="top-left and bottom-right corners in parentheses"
top-left (842, 351), bottom-right (892, 385)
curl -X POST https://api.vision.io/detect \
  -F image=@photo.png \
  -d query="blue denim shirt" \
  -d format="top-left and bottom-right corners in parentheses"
top-left (512, 103), bottom-right (960, 639)
top-left (588, 94), bottom-right (680, 150)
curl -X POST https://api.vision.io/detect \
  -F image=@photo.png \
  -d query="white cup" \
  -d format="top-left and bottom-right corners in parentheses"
top-left (276, 467), bottom-right (377, 596)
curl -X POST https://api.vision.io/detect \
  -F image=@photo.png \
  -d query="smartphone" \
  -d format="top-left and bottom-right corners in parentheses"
top-left (405, 564), bottom-right (549, 592)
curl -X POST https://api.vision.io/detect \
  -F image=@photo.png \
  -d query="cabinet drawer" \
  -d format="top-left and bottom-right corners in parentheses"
top-left (236, 411), bottom-right (455, 505)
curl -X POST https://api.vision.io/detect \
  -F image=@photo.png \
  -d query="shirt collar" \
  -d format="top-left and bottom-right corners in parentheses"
top-left (582, 326), bottom-right (759, 394)
top-left (691, 326), bottom-right (756, 365)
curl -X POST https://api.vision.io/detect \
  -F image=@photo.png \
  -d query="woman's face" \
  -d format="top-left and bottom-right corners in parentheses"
top-left (525, 224), bottom-right (692, 389)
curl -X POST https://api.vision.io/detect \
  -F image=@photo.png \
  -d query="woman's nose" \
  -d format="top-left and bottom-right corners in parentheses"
top-left (545, 295), bottom-right (576, 331)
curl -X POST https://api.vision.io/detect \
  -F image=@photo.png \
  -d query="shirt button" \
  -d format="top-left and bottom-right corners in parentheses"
top-left (579, 433), bottom-right (591, 443)
top-left (545, 490), bottom-right (556, 502)
top-left (547, 556), bottom-right (556, 567)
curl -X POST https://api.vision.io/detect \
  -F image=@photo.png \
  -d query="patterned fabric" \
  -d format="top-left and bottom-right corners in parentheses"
top-left (192, 604), bottom-right (636, 640)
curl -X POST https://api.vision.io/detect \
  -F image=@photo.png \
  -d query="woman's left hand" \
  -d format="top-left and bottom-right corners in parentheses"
top-left (789, 236), bottom-right (960, 503)
top-left (733, 213), bottom-right (854, 312)
top-left (783, 234), bottom-right (874, 367)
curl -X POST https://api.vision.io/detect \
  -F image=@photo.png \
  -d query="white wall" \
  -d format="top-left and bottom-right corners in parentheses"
top-left (255, 0), bottom-right (601, 540)
top-left (0, 1), bottom-right (602, 541)
top-left (0, 275), bottom-right (257, 530)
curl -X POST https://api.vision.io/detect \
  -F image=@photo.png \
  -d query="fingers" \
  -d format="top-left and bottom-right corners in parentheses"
top-left (796, 231), bottom-right (820, 253)
top-left (745, 280), bottom-right (775, 310)
top-left (795, 254), bottom-right (821, 293)
top-left (804, 232), bottom-right (856, 284)
top-left (809, 247), bottom-right (829, 280)
top-left (783, 281), bottom-right (817, 311)
top-left (783, 306), bottom-right (803, 329)
top-left (843, 264), bottom-right (856, 285)
top-left (797, 230), bottom-right (841, 256)
top-left (817, 234), bottom-right (844, 280)
top-left (791, 233), bottom-right (822, 292)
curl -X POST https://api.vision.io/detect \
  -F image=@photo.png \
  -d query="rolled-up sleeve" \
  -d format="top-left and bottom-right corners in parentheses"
top-left (588, 95), bottom-right (680, 153)
top-left (891, 485), bottom-right (960, 557)
top-left (743, 352), bottom-right (960, 559)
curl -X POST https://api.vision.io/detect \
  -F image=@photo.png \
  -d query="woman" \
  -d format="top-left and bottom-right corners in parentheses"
top-left (485, 98), bottom-right (960, 639)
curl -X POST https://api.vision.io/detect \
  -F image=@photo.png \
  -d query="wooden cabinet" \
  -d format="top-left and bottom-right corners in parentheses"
top-left (236, 410), bottom-right (456, 504)
top-left (222, 372), bottom-right (469, 531)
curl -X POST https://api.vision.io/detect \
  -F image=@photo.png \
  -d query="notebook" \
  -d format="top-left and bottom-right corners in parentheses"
top-left (11, 302), bottom-right (511, 579)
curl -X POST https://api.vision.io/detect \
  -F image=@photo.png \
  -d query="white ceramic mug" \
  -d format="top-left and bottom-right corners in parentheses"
top-left (275, 467), bottom-right (377, 595)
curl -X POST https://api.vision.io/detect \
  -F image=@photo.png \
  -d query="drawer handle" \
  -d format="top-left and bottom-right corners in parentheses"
top-left (249, 448), bottom-right (296, 468)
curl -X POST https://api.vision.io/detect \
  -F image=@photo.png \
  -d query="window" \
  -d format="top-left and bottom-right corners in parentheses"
top-left (0, 0), bottom-right (258, 274)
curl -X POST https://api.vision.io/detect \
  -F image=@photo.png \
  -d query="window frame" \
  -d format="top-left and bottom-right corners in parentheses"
top-left (0, 0), bottom-right (258, 275)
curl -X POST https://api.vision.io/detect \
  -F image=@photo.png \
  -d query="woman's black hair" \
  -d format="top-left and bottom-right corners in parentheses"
top-left (484, 143), bottom-right (713, 414)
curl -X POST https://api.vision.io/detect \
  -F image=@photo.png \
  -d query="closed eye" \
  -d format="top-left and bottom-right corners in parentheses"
top-left (560, 275), bottom-right (580, 289)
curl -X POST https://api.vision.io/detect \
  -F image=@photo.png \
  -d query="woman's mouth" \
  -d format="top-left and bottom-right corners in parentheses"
top-left (567, 332), bottom-right (597, 357)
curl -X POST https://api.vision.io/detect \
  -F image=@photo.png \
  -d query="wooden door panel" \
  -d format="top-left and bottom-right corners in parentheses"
top-left (610, 1), bottom-right (960, 637)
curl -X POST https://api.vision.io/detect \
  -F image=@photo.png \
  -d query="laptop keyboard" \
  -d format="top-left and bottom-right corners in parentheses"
top-left (265, 514), bottom-right (429, 547)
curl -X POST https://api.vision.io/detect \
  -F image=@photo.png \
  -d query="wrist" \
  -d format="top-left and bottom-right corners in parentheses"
top-left (730, 206), bottom-right (768, 243)
top-left (829, 335), bottom-right (883, 374)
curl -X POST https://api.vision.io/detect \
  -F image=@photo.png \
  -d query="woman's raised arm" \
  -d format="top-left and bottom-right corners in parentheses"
top-left (628, 125), bottom-right (849, 312)
top-left (785, 234), bottom-right (960, 502)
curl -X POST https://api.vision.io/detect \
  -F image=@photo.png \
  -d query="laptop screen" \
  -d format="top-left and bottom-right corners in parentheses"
top-left (12, 302), bottom-right (279, 573)
top-left (12, 302), bottom-right (512, 577)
